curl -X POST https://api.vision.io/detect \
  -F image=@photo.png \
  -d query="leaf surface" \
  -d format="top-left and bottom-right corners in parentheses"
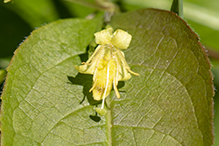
top-left (1, 9), bottom-right (214, 146)
top-left (1, 16), bottom-right (103, 146)
top-left (110, 8), bottom-right (214, 146)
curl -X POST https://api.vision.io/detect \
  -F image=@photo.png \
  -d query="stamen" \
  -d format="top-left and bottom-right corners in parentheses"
top-left (117, 49), bottom-right (140, 76)
top-left (126, 67), bottom-right (140, 76)
top-left (113, 58), bottom-right (120, 98)
top-left (85, 45), bottom-right (104, 65)
top-left (113, 78), bottom-right (120, 98)
top-left (89, 80), bottom-right (97, 92)
top-left (101, 62), bottom-right (110, 109)
top-left (89, 64), bottom-right (99, 92)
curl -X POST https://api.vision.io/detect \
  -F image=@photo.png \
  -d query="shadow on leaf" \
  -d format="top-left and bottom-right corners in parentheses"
top-left (89, 113), bottom-right (101, 122)
top-left (67, 74), bottom-right (101, 106)
top-left (67, 74), bottom-right (103, 122)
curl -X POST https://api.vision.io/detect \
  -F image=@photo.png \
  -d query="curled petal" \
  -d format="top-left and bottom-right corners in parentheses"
top-left (111, 29), bottom-right (132, 49)
top-left (94, 27), bottom-right (113, 45)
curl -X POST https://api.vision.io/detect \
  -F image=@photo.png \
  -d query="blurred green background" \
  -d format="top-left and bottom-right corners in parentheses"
top-left (0, 0), bottom-right (218, 145)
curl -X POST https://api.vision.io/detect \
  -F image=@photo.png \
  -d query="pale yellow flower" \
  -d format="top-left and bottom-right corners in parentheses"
top-left (75, 27), bottom-right (139, 113)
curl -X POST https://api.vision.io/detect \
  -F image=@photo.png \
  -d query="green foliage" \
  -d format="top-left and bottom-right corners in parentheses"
top-left (1, 6), bottom-right (214, 146)
top-left (1, 16), bottom-right (103, 145)
top-left (111, 9), bottom-right (214, 145)
top-left (4, 0), bottom-right (12, 3)
top-left (3, 0), bottom-right (59, 28)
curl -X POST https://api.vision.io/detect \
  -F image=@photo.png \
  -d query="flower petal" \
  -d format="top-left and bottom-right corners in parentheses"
top-left (111, 29), bottom-right (132, 49)
top-left (94, 27), bottom-right (113, 45)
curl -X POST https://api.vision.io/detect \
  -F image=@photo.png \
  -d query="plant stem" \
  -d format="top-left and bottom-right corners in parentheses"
top-left (171, 0), bottom-right (183, 18)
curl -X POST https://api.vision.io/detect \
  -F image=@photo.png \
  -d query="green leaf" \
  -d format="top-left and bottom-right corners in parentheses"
top-left (64, 0), bottom-right (106, 11)
top-left (1, 16), bottom-right (103, 146)
top-left (4, 0), bottom-right (60, 28)
top-left (61, 0), bottom-right (97, 18)
top-left (110, 8), bottom-right (214, 145)
top-left (1, 8), bottom-right (214, 146)
top-left (0, 69), bottom-right (6, 85)
top-left (170, 0), bottom-right (183, 18)
top-left (0, 58), bottom-right (10, 69)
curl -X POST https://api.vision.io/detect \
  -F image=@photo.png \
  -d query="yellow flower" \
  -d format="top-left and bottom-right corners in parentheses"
top-left (75, 27), bottom-right (139, 111)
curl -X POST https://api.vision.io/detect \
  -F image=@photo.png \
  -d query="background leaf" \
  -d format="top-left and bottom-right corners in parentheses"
top-left (2, 0), bottom-right (59, 28)
top-left (0, 0), bottom-right (96, 60)
top-left (0, 69), bottom-right (6, 85)
top-left (1, 8), bottom-right (214, 145)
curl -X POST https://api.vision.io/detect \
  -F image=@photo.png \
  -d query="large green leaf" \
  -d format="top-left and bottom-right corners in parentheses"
top-left (1, 8), bottom-right (214, 145)
top-left (1, 16), bottom-right (103, 146)
top-left (111, 8), bottom-right (214, 145)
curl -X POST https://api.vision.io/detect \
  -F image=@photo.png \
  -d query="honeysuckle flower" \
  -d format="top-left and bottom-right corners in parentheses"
top-left (75, 27), bottom-right (139, 112)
